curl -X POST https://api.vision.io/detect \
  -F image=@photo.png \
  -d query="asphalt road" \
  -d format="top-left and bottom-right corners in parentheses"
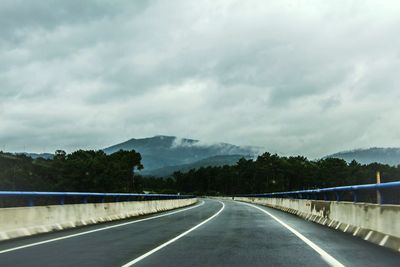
top-left (0, 199), bottom-right (399, 267)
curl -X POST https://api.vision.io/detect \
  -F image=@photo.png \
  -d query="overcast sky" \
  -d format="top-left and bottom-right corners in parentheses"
top-left (1, 0), bottom-right (400, 158)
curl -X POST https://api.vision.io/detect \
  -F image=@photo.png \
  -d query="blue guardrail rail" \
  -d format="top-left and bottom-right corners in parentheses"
top-left (238, 181), bottom-right (400, 204)
top-left (0, 191), bottom-right (195, 207)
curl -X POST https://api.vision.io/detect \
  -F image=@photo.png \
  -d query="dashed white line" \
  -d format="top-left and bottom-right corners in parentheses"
top-left (353, 227), bottom-right (360, 236)
top-left (0, 200), bottom-right (205, 255)
top-left (121, 201), bottom-right (225, 267)
top-left (238, 202), bottom-right (345, 267)
top-left (364, 230), bottom-right (373, 241)
top-left (379, 235), bottom-right (389, 246)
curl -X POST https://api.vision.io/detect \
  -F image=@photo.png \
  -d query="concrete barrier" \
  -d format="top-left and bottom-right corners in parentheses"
top-left (235, 197), bottom-right (400, 252)
top-left (0, 198), bottom-right (197, 241)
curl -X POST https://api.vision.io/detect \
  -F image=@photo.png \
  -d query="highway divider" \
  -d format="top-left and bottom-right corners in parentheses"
top-left (0, 192), bottom-right (197, 241)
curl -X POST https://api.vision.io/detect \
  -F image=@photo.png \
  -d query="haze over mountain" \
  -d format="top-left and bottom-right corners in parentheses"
top-left (12, 136), bottom-right (400, 175)
top-left (141, 154), bottom-right (254, 177)
top-left (103, 135), bottom-right (259, 175)
top-left (326, 148), bottom-right (400, 166)
top-left (19, 153), bottom-right (54, 160)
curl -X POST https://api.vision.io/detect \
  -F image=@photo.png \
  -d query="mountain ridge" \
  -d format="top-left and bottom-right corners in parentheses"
top-left (326, 147), bottom-right (400, 166)
top-left (141, 154), bottom-right (253, 177)
top-left (103, 135), bottom-right (260, 173)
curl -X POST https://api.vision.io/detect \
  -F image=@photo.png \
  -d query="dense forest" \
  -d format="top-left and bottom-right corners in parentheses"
top-left (1, 150), bottom-right (399, 197)
top-left (0, 150), bottom-right (143, 193)
top-left (149, 153), bottom-right (400, 195)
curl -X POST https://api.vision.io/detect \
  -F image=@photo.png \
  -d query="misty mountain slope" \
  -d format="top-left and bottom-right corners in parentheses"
top-left (141, 154), bottom-right (253, 177)
top-left (21, 153), bottom-right (54, 160)
top-left (326, 147), bottom-right (400, 166)
top-left (103, 135), bottom-right (259, 171)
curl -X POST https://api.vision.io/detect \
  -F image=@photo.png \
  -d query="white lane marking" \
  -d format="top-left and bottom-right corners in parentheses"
top-left (0, 200), bottom-right (205, 255)
top-left (364, 231), bottom-right (373, 241)
top-left (353, 227), bottom-right (360, 236)
top-left (239, 202), bottom-right (345, 267)
top-left (379, 235), bottom-right (389, 246)
top-left (121, 201), bottom-right (225, 267)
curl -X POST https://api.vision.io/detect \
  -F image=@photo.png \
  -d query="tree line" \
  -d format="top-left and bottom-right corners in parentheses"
top-left (1, 150), bottom-right (400, 196)
top-left (160, 153), bottom-right (400, 196)
top-left (0, 150), bottom-right (143, 192)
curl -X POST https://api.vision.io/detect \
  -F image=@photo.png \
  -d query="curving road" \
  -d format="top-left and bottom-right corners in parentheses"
top-left (0, 199), bottom-right (399, 266)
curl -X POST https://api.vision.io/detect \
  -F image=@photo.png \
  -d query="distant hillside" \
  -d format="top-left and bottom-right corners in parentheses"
top-left (141, 154), bottom-right (253, 177)
top-left (19, 153), bottom-right (54, 160)
top-left (326, 147), bottom-right (400, 166)
top-left (1, 152), bottom-right (54, 160)
top-left (103, 135), bottom-right (259, 173)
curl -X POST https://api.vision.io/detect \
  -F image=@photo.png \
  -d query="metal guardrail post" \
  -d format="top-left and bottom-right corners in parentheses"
top-left (376, 171), bottom-right (381, 204)
top-left (334, 192), bottom-right (340, 201)
top-left (27, 198), bottom-right (34, 207)
top-left (352, 191), bottom-right (358, 203)
top-left (378, 189), bottom-right (384, 204)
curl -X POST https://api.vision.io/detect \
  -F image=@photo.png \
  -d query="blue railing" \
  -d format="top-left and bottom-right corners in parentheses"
top-left (238, 181), bottom-right (400, 204)
top-left (0, 191), bottom-right (195, 207)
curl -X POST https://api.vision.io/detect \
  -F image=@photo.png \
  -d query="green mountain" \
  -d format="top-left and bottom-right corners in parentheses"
top-left (103, 135), bottom-right (259, 174)
top-left (326, 147), bottom-right (400, 166)
top-left (141, 154), bottom-right (253, 177)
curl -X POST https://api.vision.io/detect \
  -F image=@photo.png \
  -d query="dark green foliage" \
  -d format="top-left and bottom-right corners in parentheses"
top-left (1, 150), bottom-right (399, 196)
top-left (0, 150), bottom-right (143, 192)
top-left (163, 153), bottom-right (400, 195)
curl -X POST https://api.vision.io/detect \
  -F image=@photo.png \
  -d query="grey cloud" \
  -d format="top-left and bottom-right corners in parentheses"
top-left (1, 0), bottom-right (400, 158)
top-left (0, 1), bottom-right (151, 45)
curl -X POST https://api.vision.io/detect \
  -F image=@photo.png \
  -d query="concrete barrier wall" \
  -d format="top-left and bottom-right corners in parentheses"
top-left (0, 198), bottom-right (197, 241)
top-left (236, 197), bottom-right (400, 252)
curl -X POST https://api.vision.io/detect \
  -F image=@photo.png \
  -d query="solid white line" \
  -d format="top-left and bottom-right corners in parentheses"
top-left (0, 200), bottom-right (205, 254)
top-left (121, 201), bottom-right (225, 267)
top-left (238, 202), bottom-right (345, 267)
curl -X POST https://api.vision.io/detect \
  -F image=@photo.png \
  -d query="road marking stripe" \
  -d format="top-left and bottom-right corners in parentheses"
top-left (121, 201), bottom-right (225, 267)
top-left (0, 200), bottom-right (205, 254)
top-left (239, 202), bottom-right (345, 267)
top-left (364, 231), bottom-right (373, 241)
top-left (379, 235), bottom-right (389, 246)
top-left (353, 227), bottom-right (360, 236)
